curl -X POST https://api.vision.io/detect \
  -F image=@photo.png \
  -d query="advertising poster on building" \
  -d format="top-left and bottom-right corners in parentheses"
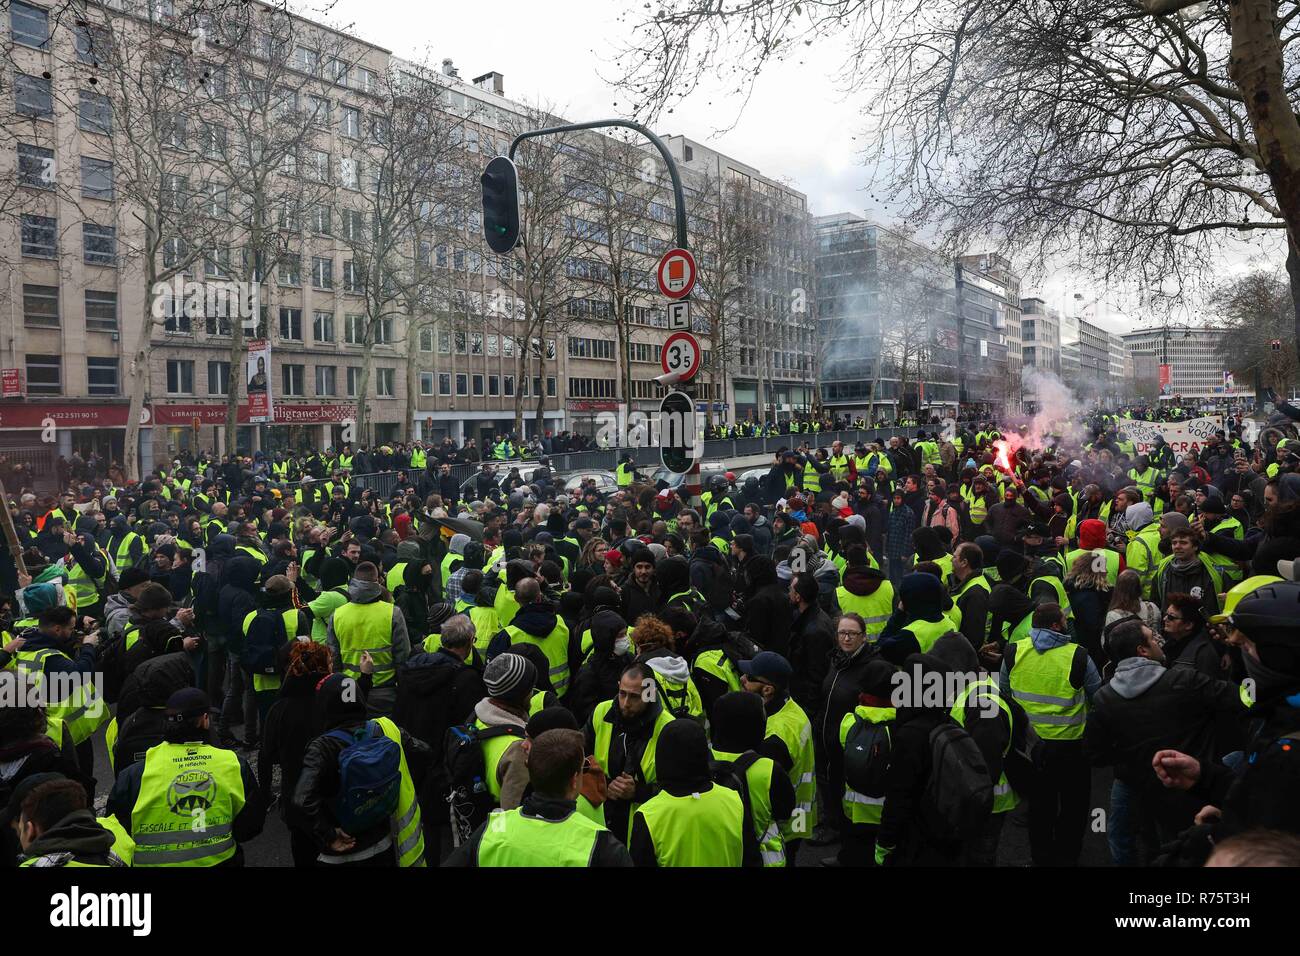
top-left (246, 339), bottom-right (272, 423)
top-left (1159, 364), bottom-right (1172, 396)
top-left (1124, 415), bottom-right (1223, 456)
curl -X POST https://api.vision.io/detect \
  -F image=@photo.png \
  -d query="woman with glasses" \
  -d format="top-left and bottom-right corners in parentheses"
top-left (813, 612), bottom-right (878, 863)
top-left (1160, 592), bottom-right (1223, 680)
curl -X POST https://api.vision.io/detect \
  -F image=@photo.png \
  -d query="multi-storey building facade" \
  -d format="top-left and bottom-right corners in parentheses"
top-left (1019, 297), bottom-right (1061, 375)
top-left (813, 213), bottom-right (960, 419)
top-left (0, 1), bottom-right (813, 480)
top-left (1122, 326), bottom-right (1252, 403)
top-left (956, 254), bottom-right (1020, 414)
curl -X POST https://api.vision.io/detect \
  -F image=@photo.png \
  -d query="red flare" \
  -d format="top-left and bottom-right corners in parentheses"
top-left (994, 439), bottom-right (1013, 474)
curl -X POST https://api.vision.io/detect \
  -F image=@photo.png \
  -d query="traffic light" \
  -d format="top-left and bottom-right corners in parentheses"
top-left (480, 156), bottom-right (520, 254)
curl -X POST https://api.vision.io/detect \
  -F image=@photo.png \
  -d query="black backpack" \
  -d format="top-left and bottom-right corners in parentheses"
top-left (709, 751), bottom-right (762, 867)
top-left (922, 720), bottom-right (994, 841)
top-left (442, 722), bottom-right (525, 846)
top-left (843, 713), bottom-right (893, 797)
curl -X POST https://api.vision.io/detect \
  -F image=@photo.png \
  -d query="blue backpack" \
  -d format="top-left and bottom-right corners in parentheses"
top-left (326, 721), bottom-right (402, 833)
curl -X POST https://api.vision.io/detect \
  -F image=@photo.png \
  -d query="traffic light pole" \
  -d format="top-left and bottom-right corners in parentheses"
top-left (507, 120), bottom-right (701, 502)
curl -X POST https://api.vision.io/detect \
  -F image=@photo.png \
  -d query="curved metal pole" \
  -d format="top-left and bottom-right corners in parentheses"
top-left (509, 119), bottom-right (689, 251)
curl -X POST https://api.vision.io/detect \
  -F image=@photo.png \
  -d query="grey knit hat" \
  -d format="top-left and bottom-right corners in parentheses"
top-left (483, 652), bottom-right (536, 700)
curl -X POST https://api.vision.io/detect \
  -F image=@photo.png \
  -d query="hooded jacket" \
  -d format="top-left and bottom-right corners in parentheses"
top-left (17, 810), bottom-right (117, 867)
top-left (217, 555), bottom-right (262, 654)
top-left (1086, 657), bottom-right (1246, 792)
top-left (569, 608), bottom-right (632, 724)
top-left (741, 556), bottom-right (792, 657)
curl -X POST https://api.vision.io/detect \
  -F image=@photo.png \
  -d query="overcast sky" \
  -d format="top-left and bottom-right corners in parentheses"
top-left (311, 0), bottom-right (1284, 335)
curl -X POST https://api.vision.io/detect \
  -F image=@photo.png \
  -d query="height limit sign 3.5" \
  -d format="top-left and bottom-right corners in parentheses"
top-left (661, 331), bottom-right (701, 383)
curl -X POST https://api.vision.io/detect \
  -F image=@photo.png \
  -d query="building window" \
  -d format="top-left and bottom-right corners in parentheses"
top-left (279, 307), bottom-right (302, 341)
top-left (454, 331), bottom-right (467, 354)
top-left (315, 365), bottom-right (336, 396)
top-left (438, 373), bottom-right (451, 396)
top-left (166, 359), bottom-right (194, 394)
top-left (504, 375), bottom-right (515, 396)
top-left (78, 90), bottom-right (112, 134)
top-left (22, 285), bottom-right (58, 328)
top-left (86, 357), bottom-right (119, 396)
top-left (455, 373), bottom-right (468, 396)
top-left (471, 332), bottom-right (483, 355)
top-left (11, 1), bottom-right (49, 48)
top-left (205, 313), bottom-right (232, 337)
top-left (83, 224), bottom-right (117, 266)
top-left (419, 327), bottom-right (434, 352)
top-left (26, 354), bottom-right (61, 396)
top-left (438, 330), bottom-right (451, 353)
top-left (567, 377), bottom-right (616, 398)
top-left (341, 209), bottom-right (364, 241)
top-left (16, 74), bottom-right (53, 117)
top-left (489, 375), bottom-right (499, 396)
top-left (376, 367), bottom-right (394, 396)
top-left (547, 377), bottom-right (556, 397)
top-left (21, 215), bottom-right (57, 258)
top-left (341, 106), bottom-right (361, 138)
top-left (470, 374), bottom-right (484, 396)
top-left (346, 366), bottom-right (360, 397)
top-left (162, 295), bottom-right (193, 334)
top-left (294, 45), bottom-right (319, 74)
top-left (340, 157), bottom-right (359, 190)
top-left (279, 256), bottom-right (301, 286)
top-left (80, 157), bottom-right (114, 199)
top-left (307, 149), bottom-right (330, 183)
top-left (208, 361), bottom-right (230, 395)
top-left (376, 317), bottom-right (394, 345)
top-left (343, 260), bottom-right (362, 293)
top-left (487, 334), bottom-right (499, 356)
top-left (313, 311), bottom-right (335, 342)
top-left (203, 245), bottom-right (230, 277)
top-left (311, 204), bottom-right (331, 235)
top-left (18, 144), bottom-right (54, 188)
top-left (420, 372), bottom-right (434, 396)
top-left (312, 256), bottom-right (334, 289)
top-left (282, 364), bottom-right (305, 396)
top-left (345, 314), bottom-right (365, 345)
top-left (85, 290), bottom-right (117, 331)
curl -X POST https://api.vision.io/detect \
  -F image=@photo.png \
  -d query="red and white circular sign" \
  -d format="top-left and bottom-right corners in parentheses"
top-left (656, 248), bottom-right (697, 300)
top-left (661, 331), bottom-right (702, 382)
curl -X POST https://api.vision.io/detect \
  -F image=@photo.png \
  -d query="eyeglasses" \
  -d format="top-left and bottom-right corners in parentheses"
top-left (836, 629), bottom-right (864, 638)
top-left (1162, 613), bottom-right (1182, 622)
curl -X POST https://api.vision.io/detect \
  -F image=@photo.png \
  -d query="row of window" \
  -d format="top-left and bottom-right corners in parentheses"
top-left (22, 285), bottom-right (118, 331)
top-left (23, 355), bottom-right (118, 397)
top-left (18, 145), bottom-right (113, 198)
top-left (164, 360), bottom-right (393, 398)
top-left (20, 215), bottom-right (116, 266)
top-left (16, 77), bottom-right (112, 133)
top-left (417, 373), bottom-right (557, 399)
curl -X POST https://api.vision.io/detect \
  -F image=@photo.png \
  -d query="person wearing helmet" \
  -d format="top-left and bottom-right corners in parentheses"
top-left (702, 474), bottom-right (735, 522)
top-left (1153, 578), bottom-right (1300, 863)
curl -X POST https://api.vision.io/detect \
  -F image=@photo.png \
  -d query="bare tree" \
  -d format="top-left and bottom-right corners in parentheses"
top-left (573, 134), bottom-right (672, 408)
top-left (201, 4), bottom-right (356, 454)
top-left (331, 64), bottom-right (466, 445)
top-left (81, 2), bottom-right (227, 479)
top-left (488, 106), bottom-right (588, 437)
top-left (1214, 269), bottom-right (1299, 394)
top-left (691, 174), bottom-right (765, 426)
top-left (614, 0), bottom-right (1300, 363)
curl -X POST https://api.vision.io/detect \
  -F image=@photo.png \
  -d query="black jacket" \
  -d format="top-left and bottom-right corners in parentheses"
top-left (789, 603), bottom-right (835, 718)
top-left (741, 558), bottom-right (792, 657)
top-left (0, 737), bottom-right (95, 867)
top-left (817, 643), bottom-right (876, 754)
top-left (620, 578), bottom-right (661, 626)
top-left (292, 718), bottom-right (432, 856)
top-left (257, 668), bottom-right (337, 831)
top-left (1086, 663), bottom-right (1246, 786)
top-left (442, 794), bottom-right (632, 866)
top-left (876, 703), bottom-right (962, 865)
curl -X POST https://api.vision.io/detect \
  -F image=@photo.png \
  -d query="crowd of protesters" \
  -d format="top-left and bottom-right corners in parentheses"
top-left (2, 396), bottom-right (1300, 869)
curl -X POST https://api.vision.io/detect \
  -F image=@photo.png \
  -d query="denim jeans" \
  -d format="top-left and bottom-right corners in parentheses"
top-left (1108, 777), bottom-right (1139, 866)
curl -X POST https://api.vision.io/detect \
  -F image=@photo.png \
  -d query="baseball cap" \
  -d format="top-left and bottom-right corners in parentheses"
top-left (738, 651), bottom-right (793, 689)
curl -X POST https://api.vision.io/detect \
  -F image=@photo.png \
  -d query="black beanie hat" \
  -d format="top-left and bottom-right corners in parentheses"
top-left (710, 691), bottom-right (767, 753)
top-left (654, 718), bottom-right (713, 790)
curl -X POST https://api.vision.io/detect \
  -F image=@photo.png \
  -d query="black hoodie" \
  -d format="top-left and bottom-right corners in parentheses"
top-left (569, 609), bottom-right (631, 724)
top-left (218, 555), bottom-right (262, 654)
top-left (742, 556), bottom-right (792, 657)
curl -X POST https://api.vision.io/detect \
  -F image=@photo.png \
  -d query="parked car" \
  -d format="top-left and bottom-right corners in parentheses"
top-left (649, 460), bottom-right (728, 491)
top-left (458, 463), bottom-right (549, 498)
top-left (562, 470), bottom-right (619, 495)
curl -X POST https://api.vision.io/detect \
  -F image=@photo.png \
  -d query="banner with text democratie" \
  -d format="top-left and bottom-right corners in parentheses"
top-left (246, 339), bottom-right (272, 424)
top-left (1123, 415), bottom-right (1223, 456)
